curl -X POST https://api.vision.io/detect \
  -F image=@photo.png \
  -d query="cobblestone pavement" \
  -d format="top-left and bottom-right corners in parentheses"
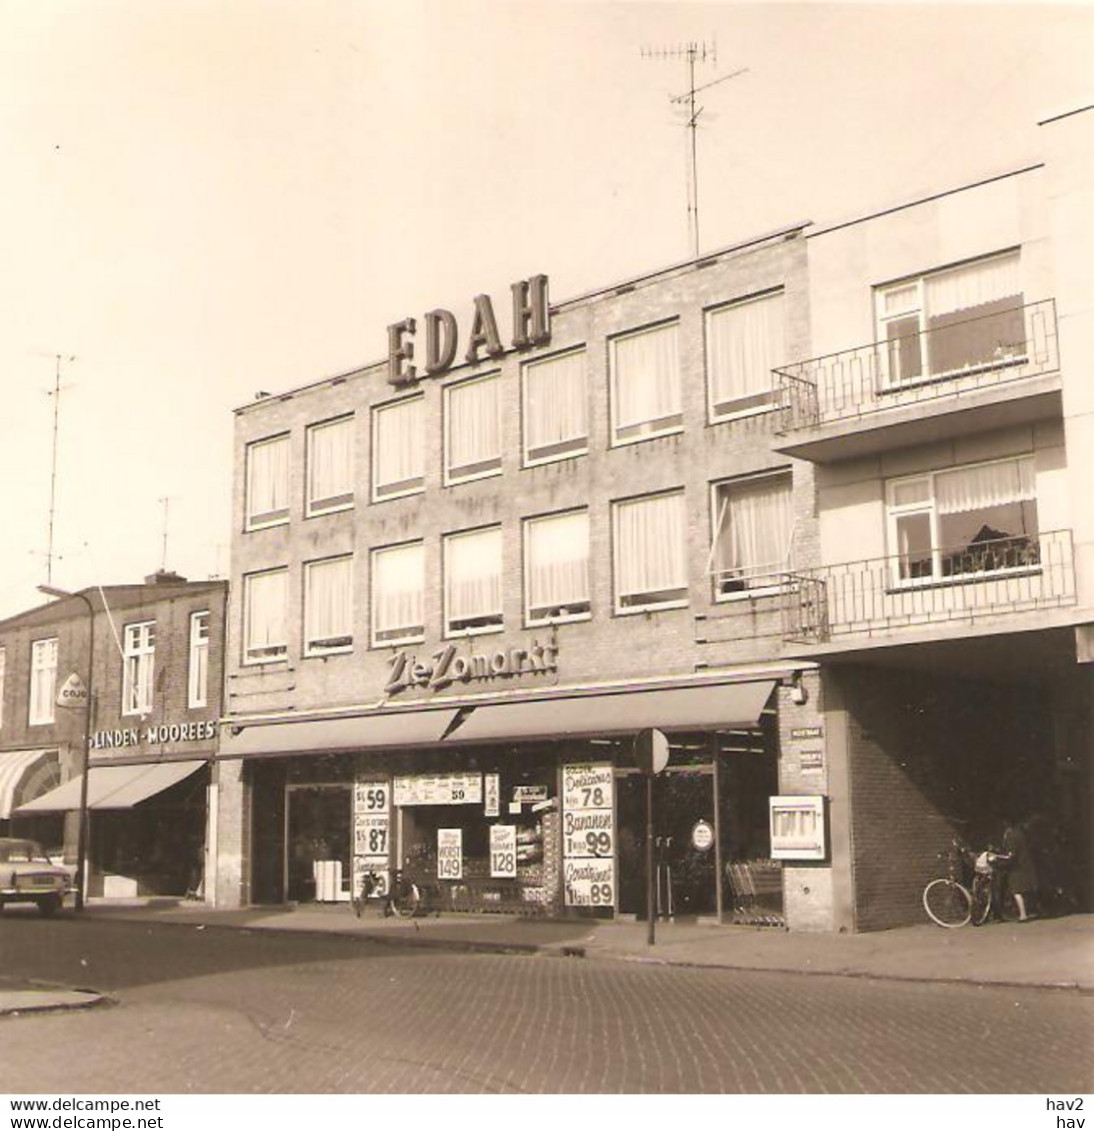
top-left (1, 918), bottom-right (1090, 1094)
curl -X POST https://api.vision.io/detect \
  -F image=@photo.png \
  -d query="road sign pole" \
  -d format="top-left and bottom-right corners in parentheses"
top-left (646, 772), bottom-right (655, 946)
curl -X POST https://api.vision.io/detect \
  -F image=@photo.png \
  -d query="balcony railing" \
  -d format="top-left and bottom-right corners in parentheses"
top-left (782, 529), bottom-right (1075, 643)
top-left (775, 298), bottom-right (1059, 433)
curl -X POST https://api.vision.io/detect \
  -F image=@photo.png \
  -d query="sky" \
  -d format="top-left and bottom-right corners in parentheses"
top-left (1, 0), bottom-right (1091, 619)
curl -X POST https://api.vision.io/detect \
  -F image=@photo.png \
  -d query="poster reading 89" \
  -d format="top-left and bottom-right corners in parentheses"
top-left (353, 778), bottom-right (391, 898)
top-left (561, 763), bottom-right (615, 908)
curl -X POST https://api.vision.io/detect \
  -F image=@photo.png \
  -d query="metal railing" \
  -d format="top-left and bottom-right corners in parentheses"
top-left (775, 299), bottom-right (1059, 433)
top-left (782, 529), bottom-right (1075, 643)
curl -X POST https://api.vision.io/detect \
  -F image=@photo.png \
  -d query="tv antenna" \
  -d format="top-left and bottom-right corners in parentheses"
top-left (641, 40), bottom-right (748, 258)
top-left (159, 496), bottom-right (172, 571)
top-left (42, 353), bottom-right (77, 584)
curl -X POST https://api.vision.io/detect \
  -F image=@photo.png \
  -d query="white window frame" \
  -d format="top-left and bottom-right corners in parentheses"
top-left (523, 509), bottom-right (591, 627)
top-left (444, 372), bottom-right (503, 486)
top-left (243, 567), bottom-right (289, 664)
top-left (188, 611), bottom-right (210, 709)
top-left (29, 638), bottom-right (57, 726)
top-left (443, 526), bottom-right (504, 637)
top-left (612, 490), bottom-right (688, 615)
top-left (305, 415), bottom-right (355, 517)
top-left (245, 433), bottom-right (291, 530)
top-left (521, 347), bottom-right (589, 467)
top-left (707, 471), bottom-right (794, 601)
top-left (370, 541), bottom-right (426, 647)
top-left (609, 321), bottom-right (683, 447)
top-left (372, 394), bottom-right (425, 502)
top-left (303, 556), bottom-right (355, 657)
top-left (705, 290), bottom-right (786, 423)
top-left (874, 250), bottom-right (1024, 389)
top-left (885, 456), bottom-right (1039, 589)
top-left (122, 621), bottom-right (156, 717)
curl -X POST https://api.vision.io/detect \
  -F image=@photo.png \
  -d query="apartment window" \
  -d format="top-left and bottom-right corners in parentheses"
top-left (445, 374), bottom-right (502, 484)
top-left (29, 639), bottom-right (57, 726)
top-left (613, 491), bottom-right (687, 612)
top-left (304, 556), bottom-right (354, 656)
top-left (306, 416), bottom-right (354, 516)
top-left (706, 291), bottom-right (785, 420)
top-left (875, 251), bottom-right (1024, 386)
top-left (887, 456), bottom-right (1038, 585)
top-left (0, 646), bottom-right (6, 728)
top-left (522, 349), bottom-right (588, 464)
top-left (371, 542), bottom-right (425, 646)
top-left (244, 568), bottom-right (288, 663)
top-left (444, 527), bottom-right (503, 635)
top-left (524, 510), bottom-right (590, 624)
top-left (709, 473), bottom-right (793, 597)
top-left (610, 322), bottom-right (682, 445)
top-left (373, 396), bottom-right (425, 500)
top-left (246, 434), bottom-right (290, 529)
top-left (122, 621), bottom-right (156, 716)
top-left (187, 612), bottom-right (210, 708)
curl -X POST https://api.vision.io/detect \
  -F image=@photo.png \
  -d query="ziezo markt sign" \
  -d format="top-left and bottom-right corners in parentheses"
top-left (385, 637), bottom-right (558, 695)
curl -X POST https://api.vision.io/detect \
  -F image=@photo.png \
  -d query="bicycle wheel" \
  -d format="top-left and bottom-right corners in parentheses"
top-left (393, 881), bottom-right (420, 918)
top-left (923, 878), bottom-right (972, 927)
top-left (970, 876), bottom-right (992, 926)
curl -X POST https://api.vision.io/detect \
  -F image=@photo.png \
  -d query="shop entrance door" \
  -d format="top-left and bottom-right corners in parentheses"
top-left (617, 768), bottom-right (717, 920)
top-left (285, 785), bottom-right (352, 903)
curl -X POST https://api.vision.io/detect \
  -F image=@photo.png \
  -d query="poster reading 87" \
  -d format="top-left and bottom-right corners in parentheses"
top-left (353, 778), bottom-right (391, 898)
top-left (561, 763), bottom-right (615, 908)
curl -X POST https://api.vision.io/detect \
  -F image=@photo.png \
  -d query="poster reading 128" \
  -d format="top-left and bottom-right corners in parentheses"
top-left (561, 763), bottom-right (615, 908)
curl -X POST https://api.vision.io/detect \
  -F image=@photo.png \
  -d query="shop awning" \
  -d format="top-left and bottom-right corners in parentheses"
top-left (217, 709), bottom-right (461, 759)
top-left (0, 749), bottom-right (58, 819)
top-left (16, 760), bottom-right (205, 812)
top-left (443, 680), bottom-right (777, 745)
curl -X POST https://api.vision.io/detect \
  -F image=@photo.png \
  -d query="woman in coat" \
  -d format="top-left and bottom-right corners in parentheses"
top-left (1002, 818), bottom-right (1038, 921)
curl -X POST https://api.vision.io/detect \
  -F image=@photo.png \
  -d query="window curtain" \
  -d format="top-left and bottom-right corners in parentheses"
top-left (934, 459), bottom-right (1035, 515)
top-left (447, 377), bottom-right (501, 473)
top-left (615, 494), bottom-right (686, 598)
top-left (717, 477), bottom-right (793, 576)
top-left (525, 352), bottom-right (587, 454)
top-left (613, 324), bottom-right (681, 431)
top-left (375, 398), bottom-right (424, 491)
top-left (30, 640), bottom-right (57, 723)
top-left (247, 571), bottom-right (287, 655)
top-left (306, 558), bottom-right (353, 647)
top-left (527, 512), bottom-right (589, 611)
top-left (446, 529), bottom-right (503, 622)
top-left (707, 293), bottom-right (784, 406)
top-left (309, 418), bottom-right (353, 508)
top-left (248, 436), bottom-right (289, 521)
top-left (926, 253), bottom-right (1021, 315)
top-left (373, 544), bottom-right (424, 637)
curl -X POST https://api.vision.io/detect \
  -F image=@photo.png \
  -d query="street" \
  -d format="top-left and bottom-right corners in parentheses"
top-left (1, 915), bottom-right (1091, 1094)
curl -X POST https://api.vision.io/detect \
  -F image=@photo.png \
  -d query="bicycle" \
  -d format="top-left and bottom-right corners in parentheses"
top-left (923, 841), bottom-right (1014, 928)
top-left (352, 868), bottom-right (421, 919)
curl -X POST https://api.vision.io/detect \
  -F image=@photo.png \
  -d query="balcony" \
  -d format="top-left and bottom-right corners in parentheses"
top-left (773, 299), bottom-right (1061, 463)
top-left (782, 529), bottom-right (1076, 644)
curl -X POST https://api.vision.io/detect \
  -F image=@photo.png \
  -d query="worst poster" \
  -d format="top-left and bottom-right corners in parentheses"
top-left (561, 762), bottom-right (615, 907)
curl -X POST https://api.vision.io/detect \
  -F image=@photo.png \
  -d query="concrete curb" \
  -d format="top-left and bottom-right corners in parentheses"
top-left (0, 986), bottom-right (107, 1017)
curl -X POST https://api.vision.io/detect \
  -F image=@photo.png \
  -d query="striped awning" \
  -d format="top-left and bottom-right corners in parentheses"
top-left (0, 749), bottom-right (60, 819)
top-left (16, 760), bottom-right (205, 812)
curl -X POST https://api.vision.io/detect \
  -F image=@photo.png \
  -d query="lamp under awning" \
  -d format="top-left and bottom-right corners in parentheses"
top-left (16, 760), bottom-right (205, 812)
top-left (442, 680), bottom-right (777, 745)
top-left (217, 708), bottom-right (461, 759)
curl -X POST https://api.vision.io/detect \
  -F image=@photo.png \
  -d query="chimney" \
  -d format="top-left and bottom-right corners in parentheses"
top-left (144, 569), bottom-right (187, 585)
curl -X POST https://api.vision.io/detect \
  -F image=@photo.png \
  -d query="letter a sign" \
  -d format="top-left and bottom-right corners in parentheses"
top-left (56, 672), bottom-right (89, 709)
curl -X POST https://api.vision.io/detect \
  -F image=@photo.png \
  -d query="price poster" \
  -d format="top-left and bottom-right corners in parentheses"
top-left (484, 773), bottom-right (500, 817)
top-left (353, 777), bottom-right (390, 898)
top-left (489, 825), bottom-right (517, 878)
top-left (562, 763), bottom-right (615, 907)
top-left (437, 828), bottom-right (463, 880)
top-left (395, 773), bottom-right (483, 807)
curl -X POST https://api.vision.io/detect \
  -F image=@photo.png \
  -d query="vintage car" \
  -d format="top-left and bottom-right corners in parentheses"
top-left (0, 837), bottom-right (72, 915)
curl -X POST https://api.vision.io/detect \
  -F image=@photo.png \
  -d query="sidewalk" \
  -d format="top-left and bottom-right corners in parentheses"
top-left (3, 901), bottom-right (1090, 1015)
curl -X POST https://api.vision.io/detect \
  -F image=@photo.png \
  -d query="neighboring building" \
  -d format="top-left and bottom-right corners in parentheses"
top-left (214, 108), bottom-right (1092, 930)
top-left (3, 572), bottom-right (227, 900)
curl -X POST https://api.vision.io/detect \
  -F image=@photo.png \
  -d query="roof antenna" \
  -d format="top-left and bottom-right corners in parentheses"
top-left (43, 353), bottom-right (77, 584)
top-left (159, 496), bottom-right (171, 571)
top-left (641, 39), bottom-right (748, 258)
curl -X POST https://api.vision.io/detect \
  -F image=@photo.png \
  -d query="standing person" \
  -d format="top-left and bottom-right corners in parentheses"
top-left (1002, 816), bottom-right (1038, 922)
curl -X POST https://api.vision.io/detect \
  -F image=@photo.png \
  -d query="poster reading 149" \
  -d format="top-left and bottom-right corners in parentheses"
top-left (437, 828), bottom-right (463, 880)
top-left (562, 763), bottom-right (615, 908)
